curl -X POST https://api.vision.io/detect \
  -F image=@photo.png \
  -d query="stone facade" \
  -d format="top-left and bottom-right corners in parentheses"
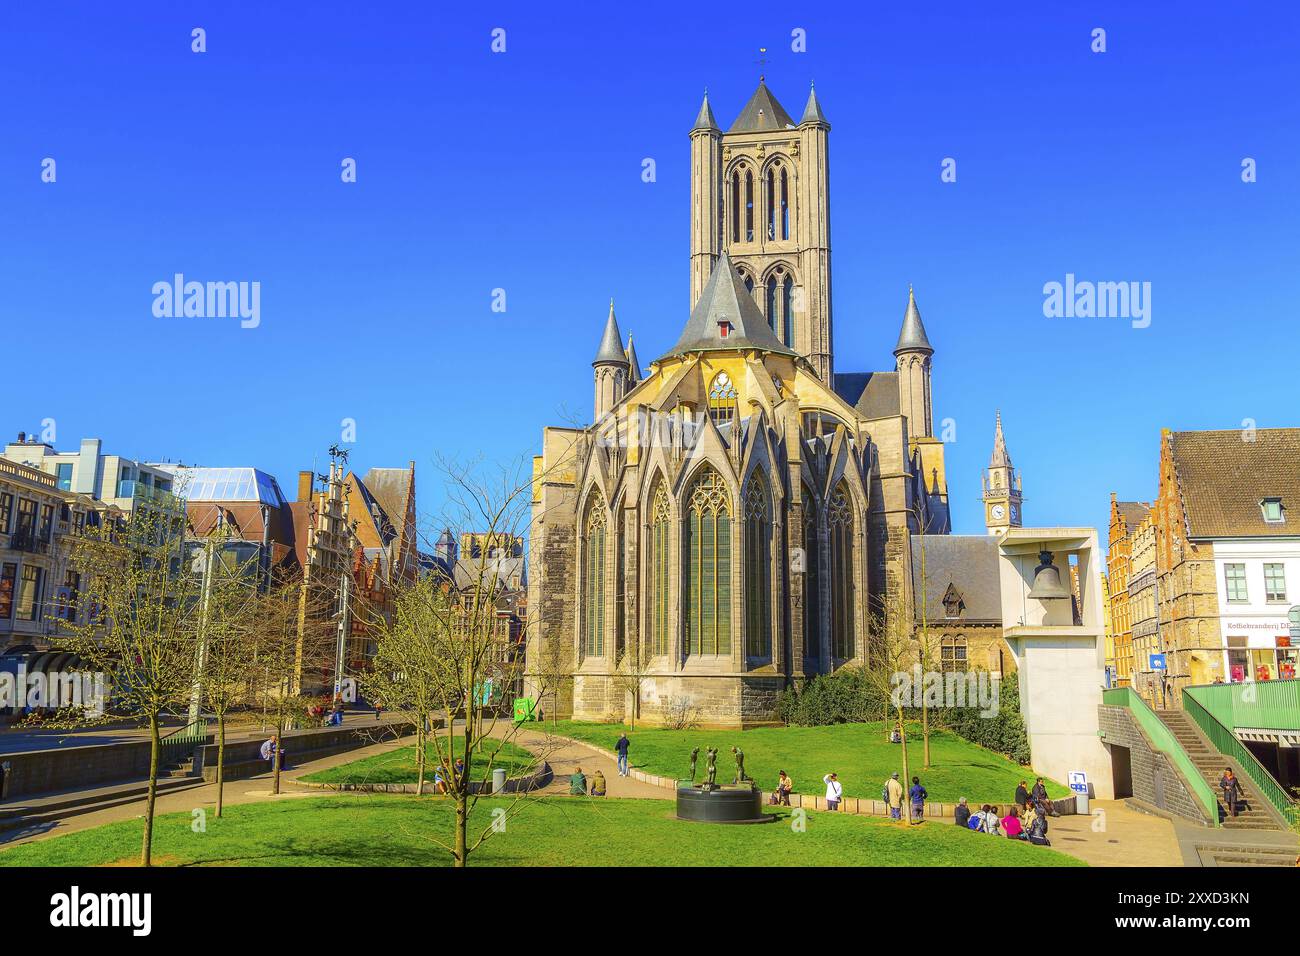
top-left (525, 82), bottom-right (954, 728)
top-left (1098, 704), bottom-right (1214, 825)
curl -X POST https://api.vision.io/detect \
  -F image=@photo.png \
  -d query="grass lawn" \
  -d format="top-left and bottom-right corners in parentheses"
top-left (301, 738), bottom-right (536, 785)
top-left (0, 795), bottom-right (1083, 867)
top-left (530, 720), bottom-right (1068, 804)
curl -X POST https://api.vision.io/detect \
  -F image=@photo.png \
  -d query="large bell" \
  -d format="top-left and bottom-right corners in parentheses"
top-left (1028, 550), bottom-right (1071, 600)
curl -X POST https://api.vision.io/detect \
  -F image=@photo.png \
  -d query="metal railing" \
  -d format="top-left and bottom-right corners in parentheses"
top-left (1184, 679), bottom-right (1299, 733)
top-left (159, 720), bottom-right (211, 767)
top-left (1182, 691), bottom-right (1299, 829)
top-left (1102, 685), bottom-right (1220, 826)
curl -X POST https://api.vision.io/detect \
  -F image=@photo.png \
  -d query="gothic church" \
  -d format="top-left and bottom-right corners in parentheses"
top-left (526, 81), bottom-right (955, 726)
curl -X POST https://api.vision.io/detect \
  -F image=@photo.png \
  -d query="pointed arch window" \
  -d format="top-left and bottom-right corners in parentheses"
top-left (685, 470), bottom-right (731, 656)
top-left (649, 484), bottom-right (671, 656)
top-left (744, 169), bottom-right (754, 242)
top-left (708, 372), bottom-right (737, 426)
top-left (582, 496), bottom-right (607, 657)
top-left (730, 168), bottom-right (742, 243)
top-left (803, 486), bottom-right (820, 662)
top-left (829, 484), bottom-right (855, 659)
top-left (782, 274), bottom-right (794, 347)
top-left (744, 475), bottom-right (772, 659)
top-left (766, 166), bottom-right (777, 240)
top-left (941, 635), bottom-right (968, 673)
top-left (780, 166), bottom-right (790, 239)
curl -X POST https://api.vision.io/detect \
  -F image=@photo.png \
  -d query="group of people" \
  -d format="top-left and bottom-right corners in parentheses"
top-left (569, 766), bottom-right (607, 796)
top-left (952, 777), bottom-right (1055, 845)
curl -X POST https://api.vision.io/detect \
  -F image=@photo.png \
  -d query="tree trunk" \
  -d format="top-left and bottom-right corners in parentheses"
top-left (922, 701), bottom-right (931, 769)
top-left (453, 792), bottom-right (468, 867)
top-left (897, 708), bottom-right (913, 825)
top-left (216, 713), bottom-right (226, 818)
top-left (272, 722), bottom-right (283, 795)
top-left (415, 721), bottom-right (426, 795)
top-left (142, 713), bottom-right (160, 866)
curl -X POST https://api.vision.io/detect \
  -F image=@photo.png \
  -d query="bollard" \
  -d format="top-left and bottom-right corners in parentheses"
top-left (492, 767), bottom-right (507, 794)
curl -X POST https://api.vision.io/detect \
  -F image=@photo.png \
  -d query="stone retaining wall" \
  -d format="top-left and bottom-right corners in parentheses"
top-left (299, 762), bottom-right (554, 796)
top-left (550, 732), bottom-right (1077, 820)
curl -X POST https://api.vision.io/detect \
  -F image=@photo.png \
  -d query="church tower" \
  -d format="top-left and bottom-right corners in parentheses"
top-left (983, 411), bottom-right (1023, 535)
top-left (593, 300), bottom-right (629, 420)
top-left (689, 81), bottom-right (834, 381)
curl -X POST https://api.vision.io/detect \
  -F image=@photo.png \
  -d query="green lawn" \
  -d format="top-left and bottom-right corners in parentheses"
top-left (531, 720), bottom-right (1068, 804)
top-left (301, 738), bottom-right (536, 785)
top-left (0, 796), bottom-right (1082, 867)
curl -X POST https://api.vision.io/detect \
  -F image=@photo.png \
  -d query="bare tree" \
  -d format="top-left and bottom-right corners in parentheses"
top-left (59, 506), bottom-right (200, 865)
top-left (864, 585), bottom-right (919, 824)
top-left (246, 572), bottom-right (334, 795)
top-left (612, 632), bottom-right (654, 730)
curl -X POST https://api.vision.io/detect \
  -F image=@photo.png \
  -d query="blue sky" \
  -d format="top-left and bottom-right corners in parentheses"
top-left (2, 2), bottom-right (1296, 542)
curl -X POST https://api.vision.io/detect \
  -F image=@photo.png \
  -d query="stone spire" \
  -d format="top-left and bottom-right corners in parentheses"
top-left (800, 82), bottom-right (829, 127)
top-left (624, 334), bottom-right (641, 385)
top-left (691, 90), bottom-right (719, 132)
top-left (593, 299), bottom-right (628, 367)
top-left (990, 410), bottom-right (1013, 468)
top-left (894, 285), bottom-right (933, 355)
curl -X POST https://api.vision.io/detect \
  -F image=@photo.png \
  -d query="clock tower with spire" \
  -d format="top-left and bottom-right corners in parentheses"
top-left (983, 411), bottom-right (1023, 535)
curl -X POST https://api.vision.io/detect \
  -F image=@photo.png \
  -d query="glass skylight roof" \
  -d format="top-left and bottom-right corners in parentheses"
top-left (176, 467), bottom-right (286, 506)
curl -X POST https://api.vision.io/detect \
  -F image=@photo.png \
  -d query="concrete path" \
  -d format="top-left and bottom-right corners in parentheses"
top-left (1034, 800), bottom-right (1183, 867)
top-left (491, 723), bottom-right (665, 799)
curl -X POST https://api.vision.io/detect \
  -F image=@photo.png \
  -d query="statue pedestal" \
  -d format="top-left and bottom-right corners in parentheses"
top-left (676, 784), bottom-right (769, 823)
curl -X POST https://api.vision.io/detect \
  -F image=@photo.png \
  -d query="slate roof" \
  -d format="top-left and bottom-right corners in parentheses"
top-left (1170, 429), bottom-right (1300, 538)
top-left (834, 371), bottom-right (900, 420)
top-left (728, 80), bottom-right (797, 132)
top-left (894, 287), bottom-right (933, 354)
top-left (691, 92), bottom-right (719, 132)
top-left (911, 535), bottom-right (1002, 623)
top-left (800, 85), bottom-right (829, 126)
top-left (594, 301), bottom-right (628, 366)
top-left (663, 251), bottom-right (797, 359)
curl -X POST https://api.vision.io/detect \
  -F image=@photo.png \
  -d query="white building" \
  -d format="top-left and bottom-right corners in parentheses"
top-left (1213, 539), bottom-right (1299, 683)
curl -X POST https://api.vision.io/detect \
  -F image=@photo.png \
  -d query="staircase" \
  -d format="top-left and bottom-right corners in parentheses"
top-left (1156, 709), bottom-right (1284, 832)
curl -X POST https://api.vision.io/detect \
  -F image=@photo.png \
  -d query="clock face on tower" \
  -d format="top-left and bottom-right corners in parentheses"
top-left (990, 504), bottom-right (1005, 521)
top-left (1010, 505), bottom-right (1019, 523)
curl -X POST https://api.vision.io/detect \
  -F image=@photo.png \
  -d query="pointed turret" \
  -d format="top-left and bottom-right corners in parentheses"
top-left (663, 250), bottom-right (797, 360)
top-left (624, 334), bottom-right (641, 385)
top-left (593, 299), bottom-right (628, 367)
top-left (894, 286), bottom-right (934, 355)
top-left (800, 82), bottom-right (829, 127)
top-left (593, 300), bottom-right (629, 420)
top-left (990, 410), bottom-right (1013, 468)
top-left (691, 90), bottom-right (719, 132)
top-left (728, 78), bottom-right (796, 132)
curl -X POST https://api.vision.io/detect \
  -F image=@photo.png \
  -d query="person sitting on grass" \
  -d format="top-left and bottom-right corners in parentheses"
top-left (1027, 804), bottom-right (1051, 846)
top-left (967, 804), bottom-right (986, 831)
top-left (983, 805), bottom-right (1002, 836)
top-left (433, 761), bottom-right (450, 795)
top-left (908, 776), bottom-right (927, 824)
top-left (954, 797), bottom-right (971, 828)
top-left (590, 769), bottom-right (607, 797)
top-left (1031, 777), bottom-right (1052, 814)
top-left (1002, 805), bottom-right (1025, 840)
top-left (569, 766), bottom-right (588, 795)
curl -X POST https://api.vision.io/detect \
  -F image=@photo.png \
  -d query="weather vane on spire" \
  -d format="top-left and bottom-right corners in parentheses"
top-left (756, 46), bottom-right (770, 78)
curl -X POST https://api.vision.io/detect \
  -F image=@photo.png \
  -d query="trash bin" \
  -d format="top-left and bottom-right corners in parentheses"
top-left (492, 767), bottom-right (507, 794)
top-left (1075, 791), bottom-right (1089, 815)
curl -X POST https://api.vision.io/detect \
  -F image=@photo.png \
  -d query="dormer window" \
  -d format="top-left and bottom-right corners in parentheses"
top-left (1261, 497), bottom-right (1285, 523)
top-left (942, 582), bottom-right (964, 619)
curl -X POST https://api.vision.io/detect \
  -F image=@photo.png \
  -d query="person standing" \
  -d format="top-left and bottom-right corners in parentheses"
top-left (885, 771), bottom-right (904, 821)
top-left (908, 776), bottom-right (927, 824)
top-left (615, 732), bottom-right (631, 777)
top-left (823, 772), bottom-right (843, 811)
top-left (1219, 767), bottom-right (1242, 818)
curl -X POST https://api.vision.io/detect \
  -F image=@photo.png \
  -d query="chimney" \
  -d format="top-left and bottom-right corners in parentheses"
top-left (297, 470), bottom-right (314, 502)
top-left (16, 431), bottom-right (25, 443)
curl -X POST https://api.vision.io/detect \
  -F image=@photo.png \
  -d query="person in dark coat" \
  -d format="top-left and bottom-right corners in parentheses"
top-left (1219, 768), bottom-right (1242, 818)
top-left (1027, 805), bottom-right (1051, 846)
top-left (1015, 780), bottom-right (1030, 810)
top-left (954, 797), bottom-right (971, 828)
top-left (1030, 777), bottom-right (1052, 815)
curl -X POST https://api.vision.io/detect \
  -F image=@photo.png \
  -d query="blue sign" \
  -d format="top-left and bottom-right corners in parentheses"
top-left (1149, 654), bottom-right (1167, 671)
